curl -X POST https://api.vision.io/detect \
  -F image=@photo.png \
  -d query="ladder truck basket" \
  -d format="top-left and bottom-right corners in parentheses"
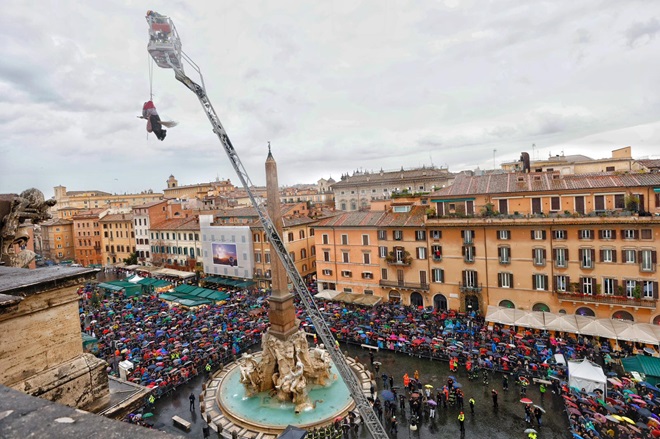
top-left (146, 12), bottom-right (183, 70)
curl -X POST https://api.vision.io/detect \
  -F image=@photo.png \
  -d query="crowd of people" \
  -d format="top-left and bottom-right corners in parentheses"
top-left (79, 278), bottom-right (660, 437)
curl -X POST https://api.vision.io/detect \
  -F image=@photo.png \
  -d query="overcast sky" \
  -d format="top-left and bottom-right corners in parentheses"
top-left (2, 1), bottom-right (660, 198)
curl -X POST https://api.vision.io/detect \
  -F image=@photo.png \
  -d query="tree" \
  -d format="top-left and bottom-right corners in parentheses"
top-left (123, 252), bottom-right (138, 265)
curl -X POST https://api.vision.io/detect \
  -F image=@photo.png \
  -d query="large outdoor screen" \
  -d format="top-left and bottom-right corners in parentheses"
top-left (212, 243), bottom-right (238, 267)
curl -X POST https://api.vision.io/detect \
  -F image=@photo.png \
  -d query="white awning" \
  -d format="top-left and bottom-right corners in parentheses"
top-left (314, 289), bottom-right (342, 300)
top-left (485, 306), bottom-right (517, 325)
top-left (153, 268), bottom-right (196, 279)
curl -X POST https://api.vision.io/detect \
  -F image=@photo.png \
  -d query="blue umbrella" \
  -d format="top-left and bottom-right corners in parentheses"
top-left (381, 390), bottom-right (395, 402)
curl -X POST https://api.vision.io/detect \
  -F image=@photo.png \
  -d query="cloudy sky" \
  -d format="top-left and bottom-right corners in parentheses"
top-left (2, 1), bottom-right (660, 198)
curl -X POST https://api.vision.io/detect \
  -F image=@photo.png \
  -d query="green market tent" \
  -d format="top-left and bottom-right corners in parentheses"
top-left (159, 284), bottom-right (230, 307)
top-left (621, 355), bottom-right (660, 386)
top-left (98, 281), bottom-right (142, 297)
top-left (203, 276), bottom-right (255, 289)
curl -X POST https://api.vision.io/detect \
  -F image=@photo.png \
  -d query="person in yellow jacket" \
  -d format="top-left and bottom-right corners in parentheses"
top-left (457, 411), bottom-right (465, 433)
top-left (528, 432), bottom-right (537, 439)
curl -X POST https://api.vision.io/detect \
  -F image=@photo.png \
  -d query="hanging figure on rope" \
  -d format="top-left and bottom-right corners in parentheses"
top-left (139, 100), bottom-right (177, 141)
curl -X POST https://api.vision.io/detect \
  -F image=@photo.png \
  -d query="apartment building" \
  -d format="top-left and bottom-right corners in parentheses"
top-left (99, 213), bottom-right (135, 266)
top-left (149, 215), bottom-right (202, 270)
top-left (40, 218), bottom-right (74, 263)
top-left (72, 209), bottom-right (105, 267)
top-left (315, 170), bottom-right (660, 324)
top-left (132, 200), bottom-right (182, 266)
top-left (331, 166), bottom-right (453, 211)
top-left (52, 185), bottom-right (163, 213)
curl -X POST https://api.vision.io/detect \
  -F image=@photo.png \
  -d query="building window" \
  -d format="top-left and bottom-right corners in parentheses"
top-left (643, 280), bottom-right (657, 299)
top-left (463, 270), bottom-right (478, 287)
top-left (498, 272), bottom-right (513, 288)
top-left (341, 270), bottom-right (352, 278)
top-left (603, 278), bottom-right (616, 295)
top-left (623, 229), bottom-right (637, 240)
top-left (623, 249), bottom-right (636, 264)
top-left (342, 252), bottom-right (350, 263)
top-left (555, 275), bottom-right (568, 292)
top-left (640, 249), bottom-right (657, 272)
top-left (614, 194), bottom-right (625, 209)
top-left (265, 253), bottom-right (271, 263)
top-left (625, 279), bottom-right (636, 298)
top-left (498, 199), bottom-right (508, 215)
top-left (393, 230), bottom-right (403, 241)
top-left (362, 272), bottom-right (373, 279)
top-left (531, 197), bottom-right (542, 214)
top-left (322, 234), bottom-right (329, 244)
top-left (378, 230), bottom-right (387, 240)
top-left (550, 196), bottom-right (560, 211)
top-left (381, 268), bottom-right (388, 280)
top-left (533, 248), bottom-right (546, 266)
top-left (497, 230), bottom-right (510, 240)
top-left (416, 247), bottom-right (427, 259)
top-left (323, 251), bottom-right (330, 262)
top-left (432, 268), bottom-right (444, 283)
top-left (254, 253), bottom-right (261, 263)
top-left (579, 229), bottom-right (593, 240)
top-left (641, 229), bottom-right (653, 240)
top-left (594, 195), bottom-right (605, 211)
top-left (362, 234), bottom-right (369, 245)
top-left (599, 229), bottom-right (615, 240)
top-left (462, 245), bottom-right (475, 263)
top-left (322, 269), bottom-right (332, 276)
top-left (462, 230), bottom-right (474, 244)
top-left (379, 246), bottom-right (388, 258)
top-left (341, 234), bottom-right (349, 245)
top-left (554, 248), bottom-right (568, 268)
top-left (431, 245), bottom-right (442, 260)
top-left (363, 253), bottom-right (371, 264)
top-left (364, 290), bottom-right (374, 295)
top-left (430, 230), bottom-right (442, 240)
top-left (498, 246), bottom-right (511, 265)
top-left (531, 230), bottom-right (546, 240)
top-left (415, 230), bottom-right (426, 241)
top-left (533, 274), bottom-right (548, 291)
top-left (600, 248), bottom-right (615, 263)
top-left (580, 248), bottom-right (594, 269)
top-left (465, 200), bottom-right (474, 215)
top-left (581, 277), bottom-right (594, 295)
top-left (301, 249), bottom-right (307, 259)
top-left (553, 229), bottom-right (567, 240)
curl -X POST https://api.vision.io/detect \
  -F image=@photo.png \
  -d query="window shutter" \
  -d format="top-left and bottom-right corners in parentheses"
top-left (638, 251), bottom-right (643, 264)
top-left (530, 230), bottom-right (535, 240)
top-left (497, 232), bottom-right (501, 240)
top-left (553, 248), bottom-right (558, 261)
top-left (565, 249), bottom-right (569, 261)
top-left (439, 246), bottom-right (442, 256)
top-left (498, 247), bottom-right (502, 258)
top-left (612, 230), bottom-right (617, 239)
top-left (599, 250), bottom-right (604, 262)
top-left (473, 246), bottom-right (476, 257)
top-left (612, 250), bottom-right (617, 263)
top-left (654, 282), bottom-right (659, 299)
top-left (544, 275), bottom-right (548, 291)
top-left (613, 279), bottom-right (618, 294)
top-left (566, 276), bottom-right (570, 289)
top-left (590, 249), bottom-right (596, 262)
top-left (461, 230), bottom-right (465, 239)
top-left (462, 270), bottom-right (467, 285)
top-left (621, 250), bottom-right (626, 263)
top-left (634, 230), bottom-right (639, 239)
top-left (579, 249), bottom-right (583, 261)
top-left (440, 269), bottom-right (444, 283)
top-left (542, 230), bottom-right (547, 240)
top-left (462, 246), bottom-right (466, 256)
top-left (543, 249), bottom-right (547, 260)
top-left (532, 275), bottom-right (537, 290)
top-left (553, 276), bottom-right (557, 291)
top-left (598, 230), bottom-right (603, 239)
top-left (510, 274), bottom-right (513, 286)
top-left (532, 248), bottom-right (536, 259)
top-left (653, 251), bottom-right (657, 264)
top-left (498, 273), bottom-right (502, 287)
top-left (474, 271), bottom-right (478, 284)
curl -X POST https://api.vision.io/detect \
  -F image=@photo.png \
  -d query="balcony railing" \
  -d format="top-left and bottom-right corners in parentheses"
top-left (556, 292), bottom-right (657, 308)
top-left (459, 282), bottom-right (483, 293)
top-left (432, 256), bottom-right (442, 262)
top-left (379, 279), bottom-right (429, 291)
top-left (386, 259), bottom-right (412, 266)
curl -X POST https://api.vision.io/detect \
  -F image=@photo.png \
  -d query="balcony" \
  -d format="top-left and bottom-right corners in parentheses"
top-left (385, 251), bottom-right (412, 266)
top-left (556, 292), bottom-right (657, 308)
top-left (432, 256), bottom-right (442, 263)
top-left (379, 279), bottom-right (429, 291)
top-left (459, 282), bottom-right (483, 293)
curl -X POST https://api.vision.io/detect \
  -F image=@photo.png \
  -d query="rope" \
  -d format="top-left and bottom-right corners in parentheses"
top-left (148, 54), bottom-right (154, 100)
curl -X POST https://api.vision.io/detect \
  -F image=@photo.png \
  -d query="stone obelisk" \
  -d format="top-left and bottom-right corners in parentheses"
top-left (265, 144), bottom-right (298, 340)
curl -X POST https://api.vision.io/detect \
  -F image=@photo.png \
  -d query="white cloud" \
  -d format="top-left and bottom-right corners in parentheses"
top-left (1, 1), bottom-right (660, 197)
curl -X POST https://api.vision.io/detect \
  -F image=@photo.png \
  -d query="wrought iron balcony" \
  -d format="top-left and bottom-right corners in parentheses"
top-left (556, 291), bottom-right (657, 308)
top-left (459, 282), bottom-right (483, 293)
top-left (379, 279), bottom-right (429, 291)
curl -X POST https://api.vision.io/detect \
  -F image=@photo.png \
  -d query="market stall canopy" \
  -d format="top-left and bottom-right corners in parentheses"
top-left (332, 292), bottom-right (382, 307)
top-left (577, 318), bottom-right (618, 339)
top-left (514, 310), bottom-right (545, 329)
top-left (173, 284), bottom-right (229, 301)
top-left (621, 355), bottom-right (660, 386)
top-left (126, 274), bottom-right (144, 284)
top-left (98, 281), bottom-right (142, 297)
top-left (124, 264), bottom-right (141, 270)
top-left (568, 359), bottom-right (607, 396)
top-left (485, 305), bottom-right (517, 325)
top-left (314, 289), bottom-right (342, 300)
top-left (543, 313), bottom-right (579, 333)
top-left (203, 276), bottom-right (255, 288)
top-left (153, 268), bottom-right (196, 279)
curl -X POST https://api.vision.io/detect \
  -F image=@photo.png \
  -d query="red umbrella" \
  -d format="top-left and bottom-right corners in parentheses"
top-left (520, 398), bottom-right (533, 404)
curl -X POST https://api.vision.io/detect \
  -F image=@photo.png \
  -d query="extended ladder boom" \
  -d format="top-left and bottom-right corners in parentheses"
top-left (168, 62), bottom-right (387, 438)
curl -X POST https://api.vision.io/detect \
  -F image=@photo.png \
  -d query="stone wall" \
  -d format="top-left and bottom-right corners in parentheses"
top-left (0, 285), bottom-right (84, 386)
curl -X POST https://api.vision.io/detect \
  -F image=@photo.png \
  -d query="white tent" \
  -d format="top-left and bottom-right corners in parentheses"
top-left (544, 314), bottom-right (579, 333)
top-left (485, 306), bottom-right (517, 325)
top-left (514, 310), bottom-right (546, 329)
top-left (578, 318), bottom-right (617, 339)
top-left (127, 274), bottom-right (144, 284)
top-left (616, 323), bottom-right (659, 345)
top-left (314, 289), bottom-right (341, 300)
top-left (568, 359), bottom-right (607, 396)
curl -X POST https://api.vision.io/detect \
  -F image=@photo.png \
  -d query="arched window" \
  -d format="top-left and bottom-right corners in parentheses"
top-left (612, 310), bottom-right (634, 321)
top-left (310, 245), bottom-right (316, 256)
top-left (499, 300), bottom-right (515, 309)
top-left (302, 264), bottom-right (308, 272)
top-left (299, 230), bottom-right (305, 239)
top-left (388, 291), bottom-right (401, 303)
top-left (341, 203), bottom-right (347, 210)
top-left (410, 292), bottom-right (424, 308)
top-left (532, 303), bottom-right (550, 312)
top-left (288, 232), bottom-right (294, 242)
top-left (301, 249), bottom-right (307, 259)
top-left (575, 307), bottom-right (595, 317)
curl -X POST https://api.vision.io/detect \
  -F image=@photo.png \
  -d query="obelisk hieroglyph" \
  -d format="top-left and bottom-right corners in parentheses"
top-left (265, 144), bottom-right (298, 340)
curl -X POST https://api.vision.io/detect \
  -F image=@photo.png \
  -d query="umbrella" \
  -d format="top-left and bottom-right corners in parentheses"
top-left (524, 428), bottom-right (538, 434)
top-left (621, 416), bottom-right (635, 425)
top-left (453, 382), bottom-right (463, 389)
top-left (533, 405), bottom-right (546, 413)
top-left (427, 399), bottom-right (437, 406)
top-left (606, 415), bottom-right (620, 423)
top-left (424, 384), bottom-right (434, 389)
top-left (381, 390), bottom-right (395, 402)
top-left (567, 407), bottom-right (582, 416)
top-left (142, 412), bottom-right (154, 418)
top-left (520, 398), bottom-right (533, 404)
top-left (373, 361), bottom-right (382, 366)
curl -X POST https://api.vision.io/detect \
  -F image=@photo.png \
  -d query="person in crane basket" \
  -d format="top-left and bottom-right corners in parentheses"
top-left (142, 100), bottom-right (167, 141)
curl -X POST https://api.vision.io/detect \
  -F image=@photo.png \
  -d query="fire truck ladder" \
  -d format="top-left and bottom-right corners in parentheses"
top-left (153, 34), bottom-right (388, 439)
